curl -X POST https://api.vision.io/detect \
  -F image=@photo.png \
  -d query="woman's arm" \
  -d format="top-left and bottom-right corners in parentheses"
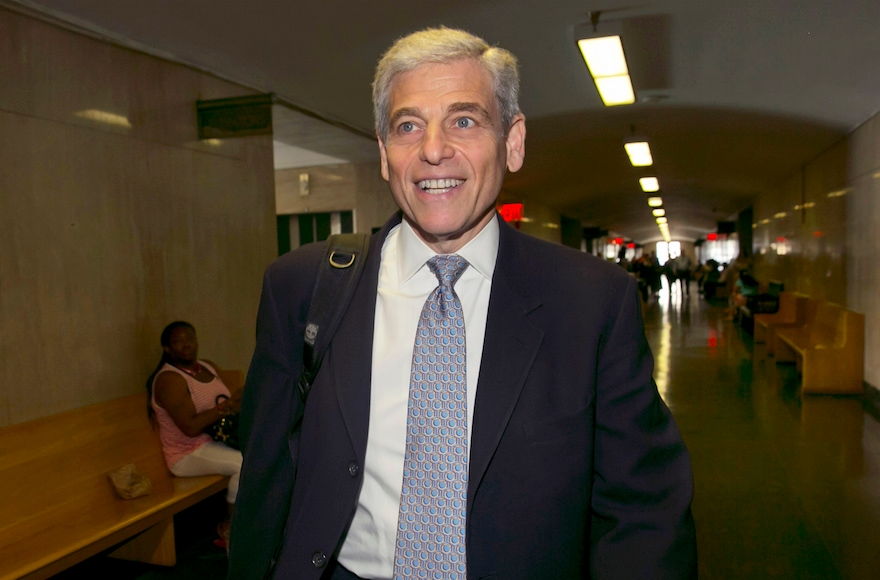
top-left (154, 371), bottom-right (233, 437)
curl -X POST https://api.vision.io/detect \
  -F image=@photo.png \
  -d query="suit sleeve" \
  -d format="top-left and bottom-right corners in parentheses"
top-left (590, 276), bottom-right (697, 579)
top-left (227, 256), bottom-right (312, 579)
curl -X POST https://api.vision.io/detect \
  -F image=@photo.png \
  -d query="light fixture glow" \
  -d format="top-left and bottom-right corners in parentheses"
top-left (774, 212), bottom-right (787, 219)
top-left (577, 36), bottom-right (635, 106)
top-left (75, 109), bottom-right (132, 128)
top-left (656, 217), bottom-right (668, 224)
top-left (639, 177), bottom-right (660, 192)
top-left (624, 141), bottom-right (653, 166)
top-left (647, 196), bottom-right (663, 207)
top-left (594, 76), bottom-right (635, 106)
top-left (652, 208), bottom-right (666, 217)
top-left (578, 36), bottom-right (628, 76)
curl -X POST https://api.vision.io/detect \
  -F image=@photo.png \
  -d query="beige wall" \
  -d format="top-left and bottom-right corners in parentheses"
top-left (847, 113), bottom-right (880, 389)
top-left (276, 162), bottom-right (399, 233)
top-left (751, 110), bottom-right (880, 388)
top-left (0, 8), bottom-right (277, 426)
top-left (515, 202), bottom-right (562, 244)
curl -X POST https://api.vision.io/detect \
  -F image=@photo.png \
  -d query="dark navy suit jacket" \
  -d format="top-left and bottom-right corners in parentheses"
top-left (228, 213), bottom-right (697, 579)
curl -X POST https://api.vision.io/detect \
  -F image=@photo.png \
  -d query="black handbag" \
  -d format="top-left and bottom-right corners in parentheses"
top-left (207, 394), bottom-right (241, 450)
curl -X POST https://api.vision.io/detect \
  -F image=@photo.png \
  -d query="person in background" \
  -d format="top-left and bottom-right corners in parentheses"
top-left (229, 27), bottom-right (696, 579)
top-left (675, 252), bottom-right (694, 295)
top-left (146, 320), bottom-right (242, 549)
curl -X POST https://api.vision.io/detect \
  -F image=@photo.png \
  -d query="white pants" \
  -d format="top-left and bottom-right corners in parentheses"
top-left (171, 440), bottom-right (242, 503)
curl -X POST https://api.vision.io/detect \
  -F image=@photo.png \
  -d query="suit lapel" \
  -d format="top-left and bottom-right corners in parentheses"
top-left (468, 219), bottom-right (544, 497)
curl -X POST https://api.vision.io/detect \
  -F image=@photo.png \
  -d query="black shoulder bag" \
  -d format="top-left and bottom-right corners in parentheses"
top-left (293, 232), bottom-right (370, 424)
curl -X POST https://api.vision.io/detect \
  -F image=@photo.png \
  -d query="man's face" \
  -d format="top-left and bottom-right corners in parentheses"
top-left (378, 59), bottom-right (525, 253)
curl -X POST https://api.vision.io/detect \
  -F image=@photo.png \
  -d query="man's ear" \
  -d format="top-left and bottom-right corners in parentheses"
top-left (505, 114), bottom-right (526, 173)
top-left (378, 135), bottom-right (390, 181)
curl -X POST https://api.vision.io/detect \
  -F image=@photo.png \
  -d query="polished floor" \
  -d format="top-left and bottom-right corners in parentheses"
top-left (58, 282), bottom-right (880, 579)
top-left (648, 281), bottom-right (880, 579)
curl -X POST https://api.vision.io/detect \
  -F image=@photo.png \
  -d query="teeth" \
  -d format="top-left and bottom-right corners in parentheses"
top-left (418, 179), bottom-right (463, 192)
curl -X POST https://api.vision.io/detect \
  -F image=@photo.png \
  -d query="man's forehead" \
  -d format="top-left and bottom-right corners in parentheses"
top-left (388, 60), bottom-right (496, 112)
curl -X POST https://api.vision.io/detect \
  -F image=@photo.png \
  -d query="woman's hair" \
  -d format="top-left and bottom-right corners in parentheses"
top-left (146, 321), bottom-right (195, 422)
top-left (372, 27), bottom-right (521, 141)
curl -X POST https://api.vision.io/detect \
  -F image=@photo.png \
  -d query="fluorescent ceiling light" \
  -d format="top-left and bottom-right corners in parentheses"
top-left (774, 212), bottom-right (787, 219)
top-left (578, 36), bottom-right (628, 76)
top-left (652, 208), bottom-right (666, 217)
top-left (577, 36), bottom-right (635, 106)
top-left (656, 217), bottom-right (668, 224)
top-left (624, 141), bottom-right (653, 166)
top-left (640, 177), bottom-right (660, 192)
top-left (647, 196), bottom-right (663, 207)
top-left (594, 76), bottom-right (635, 107)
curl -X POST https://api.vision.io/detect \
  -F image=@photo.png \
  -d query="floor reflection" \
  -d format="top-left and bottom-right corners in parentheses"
top-left (641, 285), bottom-right (880, 579)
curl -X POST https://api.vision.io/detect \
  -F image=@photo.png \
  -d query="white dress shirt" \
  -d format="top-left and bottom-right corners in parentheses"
top-left (336, 217), bottom-right (499, 579)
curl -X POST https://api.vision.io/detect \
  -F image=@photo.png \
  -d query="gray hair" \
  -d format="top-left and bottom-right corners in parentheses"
top-left (372, 27), bottom-right (521, 141)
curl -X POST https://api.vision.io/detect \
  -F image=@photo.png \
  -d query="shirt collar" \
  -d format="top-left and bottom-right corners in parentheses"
top-left (398, 216), bottom-right (499, 285)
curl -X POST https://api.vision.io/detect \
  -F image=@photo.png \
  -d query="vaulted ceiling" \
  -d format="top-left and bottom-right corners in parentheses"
top-left (12, 0), bottom-right (880, 242)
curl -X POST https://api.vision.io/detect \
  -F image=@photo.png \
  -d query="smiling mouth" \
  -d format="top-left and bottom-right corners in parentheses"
top-left (418, 178), bottom-right (464, 194)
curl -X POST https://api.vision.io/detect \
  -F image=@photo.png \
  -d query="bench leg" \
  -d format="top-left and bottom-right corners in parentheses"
top-left (107, 516), bottom-right (176, 566)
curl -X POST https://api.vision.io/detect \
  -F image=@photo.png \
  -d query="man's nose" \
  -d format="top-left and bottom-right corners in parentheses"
top-left (419, 125), bottom-right (454, 165)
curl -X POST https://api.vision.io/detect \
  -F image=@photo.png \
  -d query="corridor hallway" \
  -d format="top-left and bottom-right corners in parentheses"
top-left (54, 281), bottom-right (880, 580)
top-left (649, 282), bottom-right (880, 579)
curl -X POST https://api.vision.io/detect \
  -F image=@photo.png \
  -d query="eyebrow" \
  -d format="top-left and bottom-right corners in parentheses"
top-left (447, 102), bottom-right (493, 126)
top-left (388, 107), bottom-right (421, 128)
top-left (388, 102), bottom-right (495, 128)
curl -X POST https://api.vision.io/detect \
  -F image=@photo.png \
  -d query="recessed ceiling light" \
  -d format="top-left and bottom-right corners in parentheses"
top-left (647, 196), bottom-right (663, 207)
top-left (652, 208), bottom-right (666, 217)
top-left (656, 217), bottom-right (668, 224)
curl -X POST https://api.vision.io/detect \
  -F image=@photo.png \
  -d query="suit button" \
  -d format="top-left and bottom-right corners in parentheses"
top-left (311, 551), bottom-right (327, 568)
top-left (348, 461), bottom-right (360, 477)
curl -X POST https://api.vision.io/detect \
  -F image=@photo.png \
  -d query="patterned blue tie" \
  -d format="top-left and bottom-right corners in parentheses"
top-left (394, 254), bottom-right (469, 580)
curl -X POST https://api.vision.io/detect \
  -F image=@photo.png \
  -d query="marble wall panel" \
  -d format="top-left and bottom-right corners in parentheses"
top-left (751, 107), bottom-right (880, 389)
top-left (0, 8), bottom-right (275, 426)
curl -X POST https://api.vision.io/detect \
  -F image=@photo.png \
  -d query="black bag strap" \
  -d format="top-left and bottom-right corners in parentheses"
top-left (297, 232), bottom-right (370, 404)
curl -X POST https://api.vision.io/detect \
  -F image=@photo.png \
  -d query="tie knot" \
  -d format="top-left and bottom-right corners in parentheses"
top-left (427, 254), bottom-right (469, 289)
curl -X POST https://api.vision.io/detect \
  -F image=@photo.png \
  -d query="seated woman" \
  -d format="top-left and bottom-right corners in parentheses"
top-left (146, 320), bottom-right (242, 548)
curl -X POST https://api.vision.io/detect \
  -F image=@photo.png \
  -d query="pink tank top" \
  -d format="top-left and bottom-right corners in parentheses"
top-left (151, 361), bottom-right (231, 468)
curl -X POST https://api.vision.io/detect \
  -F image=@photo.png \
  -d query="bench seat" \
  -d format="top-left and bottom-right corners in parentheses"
top-left (0, 370), bottom-right (241, 580)
top-left (754, 291), bottom-right (809, 346)
top-left (775, 302), bottom-right (864, 395)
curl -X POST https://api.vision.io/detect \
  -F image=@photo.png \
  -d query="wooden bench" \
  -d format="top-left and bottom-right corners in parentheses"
top-left (0, 369), bottom-right (242, 580)
top-left (774, 302), bottom-right (864, 394)
top-left (754, 291), bottom-right (809, 346)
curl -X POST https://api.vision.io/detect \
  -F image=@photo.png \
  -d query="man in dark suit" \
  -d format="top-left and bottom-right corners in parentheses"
top-left (229, 27), bottom-right (696, 579)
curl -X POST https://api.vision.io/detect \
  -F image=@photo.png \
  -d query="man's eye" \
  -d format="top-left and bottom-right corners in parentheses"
top-left (456, 118), bottom-right (474, 129)
top-left (400, 122), bottom-right (414, 133)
